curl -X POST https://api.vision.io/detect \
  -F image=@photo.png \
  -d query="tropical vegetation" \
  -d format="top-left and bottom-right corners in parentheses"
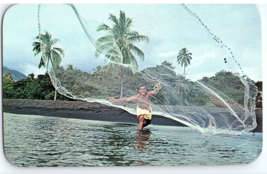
top-left (3, 14), bottom-right (261, 109)
top-left (3, 72), bottom-right (71, 101)
top-left (3, 62), bottom-right (260, 108)
top-left (177, 48), bottom-right (192, 75)
top-left (95, 11), bottom-right (149, 98)
top-left (32, 31), bottom-right (65, 100)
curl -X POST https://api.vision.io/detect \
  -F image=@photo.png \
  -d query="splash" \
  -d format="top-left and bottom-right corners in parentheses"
top-left (36, 4), bottom-right (259, 135)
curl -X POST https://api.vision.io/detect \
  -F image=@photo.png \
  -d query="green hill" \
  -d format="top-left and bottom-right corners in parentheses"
top-left (3, 67), bottom-right (27, 81)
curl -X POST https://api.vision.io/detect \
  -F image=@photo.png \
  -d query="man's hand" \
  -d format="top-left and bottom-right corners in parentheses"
top-left (154, 83), bottom-right (162, 90)
top-left (152, 83), bottom-right (162, 94)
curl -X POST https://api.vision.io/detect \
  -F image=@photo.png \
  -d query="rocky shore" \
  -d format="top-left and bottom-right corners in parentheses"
top-left (2, 99), bottom-right (262, 132)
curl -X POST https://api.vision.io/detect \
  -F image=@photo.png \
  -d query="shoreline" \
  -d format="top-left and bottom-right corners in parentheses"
top-left (2, 99), bottom-right (185, 127)
top-left (2, 99), bottom-right (262, 132)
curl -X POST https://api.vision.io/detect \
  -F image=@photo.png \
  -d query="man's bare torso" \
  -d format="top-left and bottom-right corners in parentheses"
top-left (136, 93), bottom-right (151, 109)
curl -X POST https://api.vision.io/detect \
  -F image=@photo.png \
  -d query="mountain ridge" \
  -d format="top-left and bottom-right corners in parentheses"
top-left (3, 66), bottom-right (27, 81)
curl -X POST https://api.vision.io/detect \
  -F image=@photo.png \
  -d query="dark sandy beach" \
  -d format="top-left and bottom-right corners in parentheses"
top-left (2, 99), bottom-right (262, 132)
top-left (2, 99), bottom-right (186, 127)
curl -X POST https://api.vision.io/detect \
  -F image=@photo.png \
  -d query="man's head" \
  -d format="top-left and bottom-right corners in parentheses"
top-left (138, 84), bottom-right (147, 96)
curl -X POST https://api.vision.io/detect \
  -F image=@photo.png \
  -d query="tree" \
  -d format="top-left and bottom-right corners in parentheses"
top-left (92, 65), bottom-right (102, 74)
top-left (95, 11), bottom-right (149, 98)
top-left (174, 76), bottom-right (190, 95)
top-left (27, 73), bottom-right (35, 80)
top-left (3, 73), bottom-right (15, 98)
top-left (32, 31), bottom-right (65, 101)
top-left (177, 48), bottom-right (192, 75)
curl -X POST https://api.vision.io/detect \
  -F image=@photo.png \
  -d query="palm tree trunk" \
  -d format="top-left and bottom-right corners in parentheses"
top-left (120, 69), bottom-right (124, 98)
top-left (54, 89), bottom-right (57, 101)
top-left (49, 55), bottom-right (58, 101)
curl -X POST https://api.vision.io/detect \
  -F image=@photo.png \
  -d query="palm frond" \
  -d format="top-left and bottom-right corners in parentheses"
top-left (33, 33), bottom-right (45, 41)
top-left (32, 41), bottom-right (41, 47)
top-left (50, 38), bottom-right (60, 46)
top-left (97, 23), bottom-right (112, 32)
top-left (126, 31), bottom-right (139, 37)
top-left (95, 35), bottom-right (116, 57)
top-left (33, 30), bottom-right (64, 71)
top-left (108, 13), bottom-right (119, 26)
top-left (95, 42), bottom-right (115, 57)
top-left (128, 35), bottom-right (149, 43)
top-left (110, 44), bottom-right (124, 62)
top-left (128, 51), bottom-right (139, 71)
top-left (53, 47), bottom-right (65, 57)
top-left (32, 42), bottom-right (42, 56)
top-left (95, 35), bottom-right (114, 48)
top-left (38, 57), bottom-right (46, 69)
top-left (106, 46), bottom-right (121, 56)
top-left (129, 44), bottom-right (145, 61)
top-left (95, 11), bottom-right (149, 79)
top-left (119, 11), bottom-right (126, 27)
top-left (44, 31), bottom-right (52, 41)
top-left (51, 50), bottom-right (62, 67)
top-left (187, 52), bottom-right (193, 56)
top-left (40, 52), bottom-right (48, 68)
top-left (126, 18), bottom-right (133, 29)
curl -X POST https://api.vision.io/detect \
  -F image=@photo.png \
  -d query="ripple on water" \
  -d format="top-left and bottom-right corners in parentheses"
top-left (3, 113), bottom-right (263, 167)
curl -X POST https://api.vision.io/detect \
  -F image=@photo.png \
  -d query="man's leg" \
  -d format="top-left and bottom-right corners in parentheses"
top-left (143, 119), bottom-right (151, 128)
top-left (138, 116), bottom-right (144, 130)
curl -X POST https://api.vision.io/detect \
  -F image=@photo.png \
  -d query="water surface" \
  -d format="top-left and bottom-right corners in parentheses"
top-left (3, 113), bottom-right (262, 167)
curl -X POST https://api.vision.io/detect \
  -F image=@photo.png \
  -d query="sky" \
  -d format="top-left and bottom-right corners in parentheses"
top-left (1, 3), bottom-right (267, 174)
top-left (2, 4), bottom-right (262, 81)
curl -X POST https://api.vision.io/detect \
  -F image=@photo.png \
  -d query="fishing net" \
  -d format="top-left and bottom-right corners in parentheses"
top-left (35, 4), bottom-right (259, 135)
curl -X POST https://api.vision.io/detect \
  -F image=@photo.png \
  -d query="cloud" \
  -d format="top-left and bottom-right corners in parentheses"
top-left (25, 64), bottom-right (46, 77)
top-left (185, 49), bottom-right (219, 80)
top-left (158, 51), bottom-right (177, 58)
top-left (2, 4), bottom-right (262, 83)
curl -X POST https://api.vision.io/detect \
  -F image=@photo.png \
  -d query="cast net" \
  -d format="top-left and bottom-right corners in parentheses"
top-left (35, 4), bottom-right (259, 135)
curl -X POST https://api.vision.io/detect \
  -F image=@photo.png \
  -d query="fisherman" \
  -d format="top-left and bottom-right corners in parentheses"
top-left (109, 83), bottom-right (161, 130)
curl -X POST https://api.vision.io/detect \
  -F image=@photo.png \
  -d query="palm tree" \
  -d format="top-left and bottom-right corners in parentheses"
top-left (177, 48), bottom-right (192, 75)
top-left (95, 11), bottom-right (149, 98)
top-left (32, 31), bottom-right (65, 101)
top-left (173, 75), bottom-right (191, 105)
top-left (174, 78), bottom-right (190, 96)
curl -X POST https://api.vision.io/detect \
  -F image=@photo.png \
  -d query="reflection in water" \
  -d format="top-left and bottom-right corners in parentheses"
top-left (4, 113), bottom-right (262, 167)
top-left (135, 129), bottom-right (151, 153)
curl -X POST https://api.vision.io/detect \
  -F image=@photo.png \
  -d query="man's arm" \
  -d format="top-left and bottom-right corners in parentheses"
top-left (109, 95), bottom-right (137, 102)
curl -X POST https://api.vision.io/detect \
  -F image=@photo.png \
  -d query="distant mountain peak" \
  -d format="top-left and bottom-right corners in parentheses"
top-left (3, 66), bottom-right (27, 81)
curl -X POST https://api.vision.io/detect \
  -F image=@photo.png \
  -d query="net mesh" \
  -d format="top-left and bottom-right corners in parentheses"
top-left (36, 4), bottom-right (258, 135)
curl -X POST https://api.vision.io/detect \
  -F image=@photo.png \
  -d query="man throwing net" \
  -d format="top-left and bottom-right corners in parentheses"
top-left (109, 83), bottom-right (161, 130)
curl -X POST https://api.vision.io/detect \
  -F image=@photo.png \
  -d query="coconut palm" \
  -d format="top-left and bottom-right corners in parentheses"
top-left (32, 31), bottom-right (65, 101)
top-left (95, 11), bottom-right (149, 98)
top-left (177, 48), bottom-right (192, 75)
top-left (173, 75), bottom-right (191, 105)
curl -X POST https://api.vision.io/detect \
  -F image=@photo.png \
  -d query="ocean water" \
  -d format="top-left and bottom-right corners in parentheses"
top-left (3, 112), bottom-right (262, 167)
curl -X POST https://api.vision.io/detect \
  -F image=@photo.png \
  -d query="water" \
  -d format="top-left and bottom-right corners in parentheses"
top-left (3, 112), bottom-right (262, 167)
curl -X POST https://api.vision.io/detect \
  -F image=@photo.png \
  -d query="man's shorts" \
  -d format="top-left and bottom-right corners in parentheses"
top-left (136, 106), bottom-right (152, 120)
